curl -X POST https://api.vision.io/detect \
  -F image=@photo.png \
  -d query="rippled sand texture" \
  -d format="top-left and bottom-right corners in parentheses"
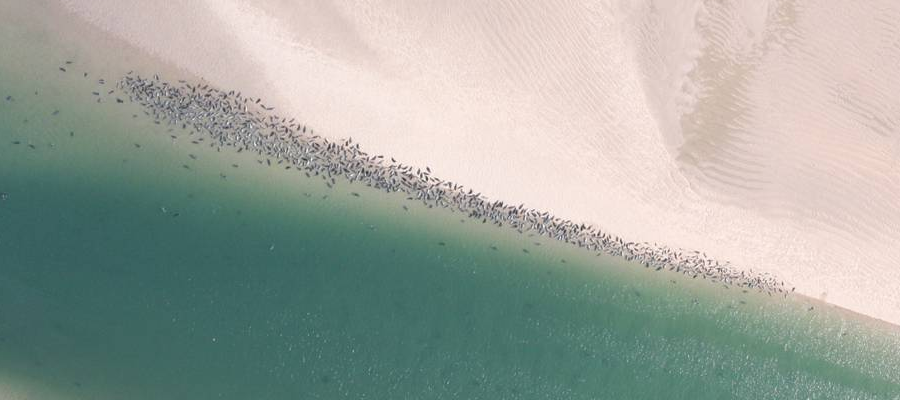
top-left (55, 0), bottom-right (900, 324)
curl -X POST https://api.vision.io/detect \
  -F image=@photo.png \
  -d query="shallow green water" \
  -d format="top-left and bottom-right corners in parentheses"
top-left (1, 7), bottom-right (900, 400)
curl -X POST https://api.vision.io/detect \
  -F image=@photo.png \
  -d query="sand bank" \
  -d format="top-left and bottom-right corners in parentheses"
top-left (42, 0), bottom-right (900, 325)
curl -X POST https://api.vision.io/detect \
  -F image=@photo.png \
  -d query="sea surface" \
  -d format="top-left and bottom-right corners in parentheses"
top-left (1, 8), bottom-right (900, 400)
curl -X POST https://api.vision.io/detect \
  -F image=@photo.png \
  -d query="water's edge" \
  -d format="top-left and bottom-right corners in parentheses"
top-left (1, 3), bottom-right (899, 399)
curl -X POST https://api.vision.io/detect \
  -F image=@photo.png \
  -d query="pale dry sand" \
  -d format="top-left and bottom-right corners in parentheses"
top-left (49, 0), bottom-right (900, 325)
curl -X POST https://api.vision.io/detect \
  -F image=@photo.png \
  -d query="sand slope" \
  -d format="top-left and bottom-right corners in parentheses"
top-left (54, 0), bottom-right (900, 325)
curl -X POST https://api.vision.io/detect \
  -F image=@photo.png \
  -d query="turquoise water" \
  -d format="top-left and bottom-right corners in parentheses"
top-left (2, 7), bottom-right (900, 400)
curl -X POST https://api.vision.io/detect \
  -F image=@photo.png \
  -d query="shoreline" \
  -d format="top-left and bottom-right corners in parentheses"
top-left (8, 0), bottom-right (900, 326)
top-left (4, 10), bottom-right (900, 398)
top-left (116, 72), bottom-right (787, 296)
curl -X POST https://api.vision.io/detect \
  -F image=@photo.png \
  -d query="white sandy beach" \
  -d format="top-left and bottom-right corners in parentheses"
top-left (42, 0), bottom-right (900, 325)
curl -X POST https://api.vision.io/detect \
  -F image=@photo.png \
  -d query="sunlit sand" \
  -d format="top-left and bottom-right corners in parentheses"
top-left (37, 0), bottom-right (900, 327)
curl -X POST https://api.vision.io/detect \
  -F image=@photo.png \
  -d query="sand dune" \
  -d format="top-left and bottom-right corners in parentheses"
top-left (55, 0), bottom-right (900, 325)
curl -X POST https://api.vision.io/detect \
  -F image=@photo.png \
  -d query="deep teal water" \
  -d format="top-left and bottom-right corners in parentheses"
top-left (1, 7), bottom-right (900, 399)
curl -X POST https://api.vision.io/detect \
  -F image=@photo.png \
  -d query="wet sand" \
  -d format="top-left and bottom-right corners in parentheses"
top-left (13, 0), bottom-right (900, 325)
top-left (3, 3), bottom-right (900, 398)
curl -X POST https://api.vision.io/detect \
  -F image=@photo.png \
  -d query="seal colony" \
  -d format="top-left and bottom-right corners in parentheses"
top-left (114, 73), bottom-right (787, 295)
